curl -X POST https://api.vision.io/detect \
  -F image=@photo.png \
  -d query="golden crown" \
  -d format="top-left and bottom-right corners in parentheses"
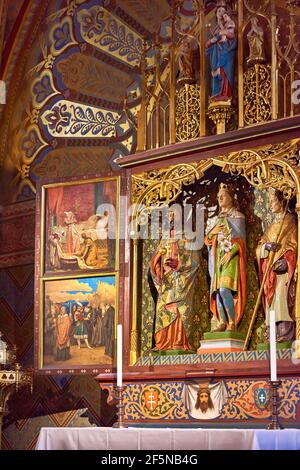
top-left (218, 183), bottom-right (236, 198)
top-left (216, 0), bottom-right (231, 15)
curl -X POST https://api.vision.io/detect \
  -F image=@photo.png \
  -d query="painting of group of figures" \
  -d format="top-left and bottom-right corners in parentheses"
top-left (43, 276), bottom-right (116, 367)
top-left (138, 167), bottom-right (298, 356)
top-left (45, 178), bottom-right (118, 273)
top-left (37, 177), bottom-right (119, 370)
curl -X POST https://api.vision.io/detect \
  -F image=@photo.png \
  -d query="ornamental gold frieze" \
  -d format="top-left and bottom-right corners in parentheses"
top-left (131, 161), bottom-right (210, 208)
top-left (243, 64), bottom-right (271, 125)
top-left (131, 139), bottom-right (300, 210)
top-left (176, 84), bottom-right (201, 142)
top-left (1, 0), bottom-right (138, 202)
top-left (212, 142), bottom-right (300, 198)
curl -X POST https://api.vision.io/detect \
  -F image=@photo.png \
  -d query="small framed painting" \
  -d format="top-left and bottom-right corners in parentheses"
top-left (38, 274), bottom-right (117, 370)
top-left (40, 177), bottom-right (119, 275)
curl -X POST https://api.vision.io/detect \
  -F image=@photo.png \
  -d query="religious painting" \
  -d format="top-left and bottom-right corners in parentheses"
top-left (185, 381), bottom-right (228, 420)
top-left (42, 177), bottom-right (119, 275)
top-left (41, 275), bottom-right (116, 369)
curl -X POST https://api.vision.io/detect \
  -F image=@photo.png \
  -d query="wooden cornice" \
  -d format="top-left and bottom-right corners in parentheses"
top-left (95, 358), bottom-right (300, 383)
top-left (116, 116), bottom-right (300, 171)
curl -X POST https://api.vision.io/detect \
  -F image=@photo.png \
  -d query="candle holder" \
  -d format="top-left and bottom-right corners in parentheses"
top-left (112, 385), bottom-right (128, 428)
top-left (267, 380), bottom-right (284, 430)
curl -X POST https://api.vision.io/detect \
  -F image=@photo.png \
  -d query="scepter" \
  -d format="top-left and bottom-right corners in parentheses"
top-left (243, 199), bottom-right (290, 351)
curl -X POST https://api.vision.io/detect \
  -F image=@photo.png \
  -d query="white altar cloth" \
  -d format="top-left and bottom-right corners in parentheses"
top-left (36, 427), bottom-right (300, 450)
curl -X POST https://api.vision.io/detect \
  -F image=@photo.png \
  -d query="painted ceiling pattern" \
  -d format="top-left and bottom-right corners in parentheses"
top-left (1, 0), bottom-right (174, 201)
top-left (3, 0), bottom-right (299, 201)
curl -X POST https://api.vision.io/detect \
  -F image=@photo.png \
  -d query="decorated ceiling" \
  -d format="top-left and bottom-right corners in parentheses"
top-left (0, 0), bottom-right (171, 203)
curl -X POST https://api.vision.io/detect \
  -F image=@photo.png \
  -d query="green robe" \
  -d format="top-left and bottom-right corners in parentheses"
top-left (211, 216), bottom-right (240, 293)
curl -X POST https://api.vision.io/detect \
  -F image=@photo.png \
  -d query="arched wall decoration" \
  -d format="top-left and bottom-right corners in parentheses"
top-left (211, 145), bottom-right (300, 199)
top-left (131, 162), bottom-right (209, 208)
top-left (0, 0), bottom-right (150, 202)
top-left (130, 138), bottom-right (300, 362)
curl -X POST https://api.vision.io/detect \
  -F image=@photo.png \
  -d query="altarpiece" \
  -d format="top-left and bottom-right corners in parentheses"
top-left (33, 0), bottom-right (300, 426)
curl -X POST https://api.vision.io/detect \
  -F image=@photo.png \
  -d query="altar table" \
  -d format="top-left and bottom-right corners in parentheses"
top-left (36, 427), bottom-right (300, 450)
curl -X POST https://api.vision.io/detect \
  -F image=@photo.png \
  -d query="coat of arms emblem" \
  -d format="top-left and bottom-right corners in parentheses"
top-left (144, 389), bottom-right (159, 412)
top-left (254, 387), bottom-right (270, 411)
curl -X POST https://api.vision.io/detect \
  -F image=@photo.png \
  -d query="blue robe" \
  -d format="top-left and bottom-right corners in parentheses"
top-left (206, 33), bottom-right (237, 99)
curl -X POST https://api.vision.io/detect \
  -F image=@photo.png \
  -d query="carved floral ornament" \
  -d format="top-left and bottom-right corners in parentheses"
top-left (131, 139), bottom-right (300, 213)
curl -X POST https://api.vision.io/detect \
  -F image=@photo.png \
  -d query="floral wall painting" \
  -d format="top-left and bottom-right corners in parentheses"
top-left (42, 275), bottom-right (116, 368)
top-left (43, 177), bottom-right (118, 274)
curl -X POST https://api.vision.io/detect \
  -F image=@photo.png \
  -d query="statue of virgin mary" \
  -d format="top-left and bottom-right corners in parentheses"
top-left (206, 1), bottom-right (237, 102)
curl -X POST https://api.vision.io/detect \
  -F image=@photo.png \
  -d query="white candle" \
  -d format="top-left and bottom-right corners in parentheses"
top-left (269, 310), bottom-right (277, 381)
top-left (117, 324), bottom-right (123, 387)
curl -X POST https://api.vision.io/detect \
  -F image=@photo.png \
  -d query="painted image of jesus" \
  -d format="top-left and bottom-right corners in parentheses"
top-left (195, 385), bottom-right (215, 414)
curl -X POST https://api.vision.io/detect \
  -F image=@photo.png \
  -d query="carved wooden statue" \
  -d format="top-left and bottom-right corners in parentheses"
top-left (247, 16), bottom-right (266, 65)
